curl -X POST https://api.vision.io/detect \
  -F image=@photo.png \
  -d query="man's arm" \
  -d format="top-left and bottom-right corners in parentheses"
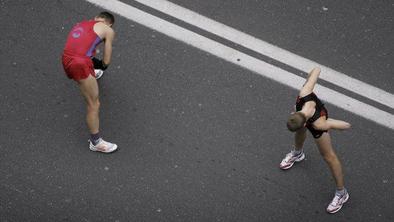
top-left (313, 118), bottom-right (351, 131)
top-left (299, 67), bottom-right (321, 97)
top-left (102, 27), bottom-right (115, 66)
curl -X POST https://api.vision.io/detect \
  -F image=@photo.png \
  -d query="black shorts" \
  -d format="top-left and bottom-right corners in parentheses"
top-left (306, 124), bottom-right (327, 139)
top-left (306, 107), bottom-right (328, 139)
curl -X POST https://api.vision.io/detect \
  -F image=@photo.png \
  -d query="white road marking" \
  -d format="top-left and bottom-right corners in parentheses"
top-left (134, 0), bottom-right (394, 109)
top-left (85, 0), bottom-right (394, 130)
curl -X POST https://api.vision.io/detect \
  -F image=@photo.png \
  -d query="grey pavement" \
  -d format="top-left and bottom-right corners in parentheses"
top-left (0, 0), bottom-right (393, 221)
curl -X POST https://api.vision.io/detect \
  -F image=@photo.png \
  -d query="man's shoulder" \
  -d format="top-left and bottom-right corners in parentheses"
top-left (301, 102), bottom-right (316, 119)
top-left (93, 23), bottom-right (114, 39)
top-left (94, 22), bottom-right (114, 33)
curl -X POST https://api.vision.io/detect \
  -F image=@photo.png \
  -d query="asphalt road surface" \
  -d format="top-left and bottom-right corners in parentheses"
top-left (1, 0), bottom-right (393, 221)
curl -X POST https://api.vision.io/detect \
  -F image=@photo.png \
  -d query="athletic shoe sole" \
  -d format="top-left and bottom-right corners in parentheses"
top-left (89, 144), bottom-right (118, 153)
top-left (88, 140), bottom-right (118, 153)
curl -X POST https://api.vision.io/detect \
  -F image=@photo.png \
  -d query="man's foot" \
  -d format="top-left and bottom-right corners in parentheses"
top-left (94, 69), bottom-right (104, 79)
top-left (326, 190), bottom-right (349, 214)
top-left (89, 138), bottom-right (118, 153)
top-left (279, 150), bottom-right (305, 170)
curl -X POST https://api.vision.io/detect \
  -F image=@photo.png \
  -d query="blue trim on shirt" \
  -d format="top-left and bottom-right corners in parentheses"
top-left (86, 36), bottom-right (102, 57)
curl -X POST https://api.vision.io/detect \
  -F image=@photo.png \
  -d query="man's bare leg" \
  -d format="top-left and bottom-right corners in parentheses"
top-left (77, 74), bottom-right (117, 153)
top-left (315, 132), bottom-right (349, 213)
top-left (280, 128), bottom-right (307, 170)
top-left (78, 75), bottom-right (100, 134)
top-left (315, 133), bottom-right (344, 189)
top-left (294, 127), bottom-right (307, 151)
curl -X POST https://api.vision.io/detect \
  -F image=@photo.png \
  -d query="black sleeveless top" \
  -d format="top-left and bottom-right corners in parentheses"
top-left (296, 93), bottom-right (326, 124)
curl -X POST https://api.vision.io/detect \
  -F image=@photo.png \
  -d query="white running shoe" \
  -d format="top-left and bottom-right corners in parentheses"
top-left (327, 191), bottom-right (349, 214)
top-left (279, 150), bottom-right (305, 170)
top-left (94, 69), bottom-right (104, 79)
top-left (89, 138), bottom-right (118, 153)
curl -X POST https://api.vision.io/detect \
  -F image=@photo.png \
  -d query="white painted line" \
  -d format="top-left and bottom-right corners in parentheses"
top-left (85, 0), bottom-right (394, 130)
top-left (134, 0), bottom-right (394, 109)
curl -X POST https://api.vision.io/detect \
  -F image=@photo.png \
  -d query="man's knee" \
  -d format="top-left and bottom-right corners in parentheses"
top-left (321, 152), bottom-right (338, 164)
top-left (87, 98), bottom-right (100, 111)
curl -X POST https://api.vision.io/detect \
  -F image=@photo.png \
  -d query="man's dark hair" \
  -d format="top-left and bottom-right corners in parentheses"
top-left (97, 11), bottom-right (115, 25)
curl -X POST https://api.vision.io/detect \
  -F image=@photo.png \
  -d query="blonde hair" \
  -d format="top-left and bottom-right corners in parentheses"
top-left (287, 112), bottom-right (306, 132)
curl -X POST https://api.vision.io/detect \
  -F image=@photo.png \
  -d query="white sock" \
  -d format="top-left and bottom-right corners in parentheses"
top-left (292, 149), bottom-right (303, 156)
top-left (336, 188), bottom-right (346, 196)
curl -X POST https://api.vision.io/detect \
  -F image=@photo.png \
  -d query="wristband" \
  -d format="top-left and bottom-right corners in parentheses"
top-left (91, 57), bottom-right (108, 70)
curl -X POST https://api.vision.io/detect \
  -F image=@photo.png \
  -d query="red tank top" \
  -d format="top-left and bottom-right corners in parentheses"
top-left (63, 20), bottom-right (103, 57)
